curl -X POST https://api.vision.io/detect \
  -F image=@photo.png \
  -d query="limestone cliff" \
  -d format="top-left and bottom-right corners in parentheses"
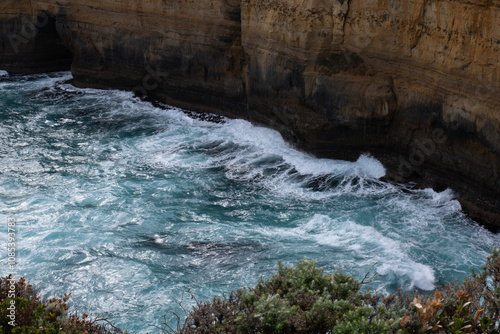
top-left (0, 0), bottom-right (499, 225)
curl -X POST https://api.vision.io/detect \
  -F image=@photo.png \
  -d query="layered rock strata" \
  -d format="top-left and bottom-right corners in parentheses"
top-left (0, 0), bottom-right (499, 225)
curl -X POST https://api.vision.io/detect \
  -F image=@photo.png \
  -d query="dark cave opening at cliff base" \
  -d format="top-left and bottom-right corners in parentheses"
top-left (0, 11), bottom-right (73, 74)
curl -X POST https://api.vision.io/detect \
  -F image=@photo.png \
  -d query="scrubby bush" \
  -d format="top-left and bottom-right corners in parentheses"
top-left (170, 251), bottom-right (500, 334)
top-left (406, 248), bottom-right (500, 333)
top-left (0, 276), bottom-right (119, 334)
top-left (172, 259), bottom-right (406, 333)
top-left (6, 251), bottom-right (500, 333)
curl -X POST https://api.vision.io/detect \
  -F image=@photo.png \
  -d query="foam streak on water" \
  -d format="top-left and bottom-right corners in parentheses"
top-left (0, 72), bottom-right (498, 331)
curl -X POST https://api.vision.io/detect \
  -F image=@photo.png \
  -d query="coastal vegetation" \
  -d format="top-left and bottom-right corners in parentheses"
top-left (161, 251), bottom-right (500, 333)
top-left (2, 250), bottom-right (500, 333)
top-left (320, 51), bottom-right (366, 75)
top-left (0, 276), bottom-right (117, 334)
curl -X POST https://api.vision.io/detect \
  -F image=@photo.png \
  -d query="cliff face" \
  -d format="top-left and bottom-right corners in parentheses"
top-left (0, 0), bottom-right (72, 73)
top-left (1, 0), bottom-right (499, 225)
top-left (240, 0), bottom-right (500, 225)
top-left (0, 0), bottom-right (246, 112)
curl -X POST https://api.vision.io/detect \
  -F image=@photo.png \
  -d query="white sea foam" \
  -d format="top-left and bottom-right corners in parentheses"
top-left (215, 120), bottom-right (387, 189)
top-left (0, 70), bottom-right (8, 77)
top-left (3, 73), bottom-right (495, 332)
top-left (142, 116), bottom-right (393, 201)
top-left (104, 93), bottom-right (387, 194)
top-left (258, 214), bottom-right (436, 291)
top-left (220, 119), bottom-right (357, 177)
top-left (378, 262), bottom-right (436, 291)
top-left (353, 154), bottom-right (386, 178)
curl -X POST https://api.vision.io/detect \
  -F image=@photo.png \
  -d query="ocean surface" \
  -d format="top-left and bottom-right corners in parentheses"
top-left (0, 71), bottom-right (498, 331)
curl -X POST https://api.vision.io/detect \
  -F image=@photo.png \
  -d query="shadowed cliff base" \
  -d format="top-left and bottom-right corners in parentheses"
top-left (0, 0), bottom-right (499, 227)
top-left (67, 70), bottom-right (500, 230)
top-left (70, 74), bottom-right (500, 230)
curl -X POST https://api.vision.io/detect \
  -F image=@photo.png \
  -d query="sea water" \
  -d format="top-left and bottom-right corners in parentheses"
top-left (0, 72), bottom-right (498, 331)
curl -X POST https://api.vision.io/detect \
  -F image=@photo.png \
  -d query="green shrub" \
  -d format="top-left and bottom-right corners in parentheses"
top-left (174, 251), bottom-right (500, 333)
top-left (407, 249), bottom-right (500, 333)
top-left (0, 276), bottom-right (119, 334)
top-left (6, 251), bottom-right (500, 333)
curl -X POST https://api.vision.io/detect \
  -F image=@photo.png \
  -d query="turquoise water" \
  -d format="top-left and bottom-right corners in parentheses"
top-left (0, 71), bottom-right (498, 331)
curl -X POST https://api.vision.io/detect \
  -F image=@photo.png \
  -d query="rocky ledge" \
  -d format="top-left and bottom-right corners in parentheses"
top-left (1, 0), bottom-right (499, 226)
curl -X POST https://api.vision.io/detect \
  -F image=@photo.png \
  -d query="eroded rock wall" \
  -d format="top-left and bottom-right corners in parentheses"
top-left (0, 0), bottom-right (72, 73)
top-left (241, 0), bottom-right (500, 225)
top-left (0, 0), bottom-right (499, 224)
top-left (0, 0), bottom-right (246, 115)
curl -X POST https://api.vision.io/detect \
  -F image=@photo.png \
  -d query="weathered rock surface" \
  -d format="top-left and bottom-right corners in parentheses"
top-left (0, 0), bottom-right (499, 226)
